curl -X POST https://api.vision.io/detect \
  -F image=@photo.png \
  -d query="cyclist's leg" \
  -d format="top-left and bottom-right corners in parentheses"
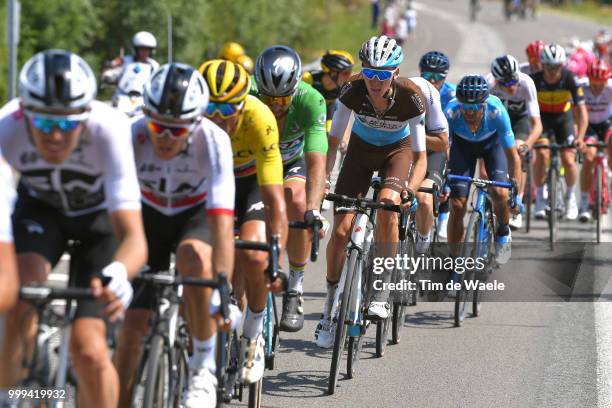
top-left (416, 150), bottom-right (446, 253)
top-left (115, 203), bottom-right (172, 408)
top-left (558, 115), bottom-right (578, 219)
top-left (510, 116), bottom-right (531, 229)
top-left (176, 205), bottom-right (221, 404)
top-left (447, 136), bottom-right (478, 256)
top-left (534, 117), bottom-right (553, 216)
top-left (579, 125), bottom-right (598, 220)
top-left (369, 138), bottom-right (413, 315)
top-left (281, 157), bottom-right (308, 331)
top-left (69, 210), bottom-right (121, 408)
top-left (483, 141), bottom-right (511, 233)
top-left (0, 195), bottom-right (64, 391)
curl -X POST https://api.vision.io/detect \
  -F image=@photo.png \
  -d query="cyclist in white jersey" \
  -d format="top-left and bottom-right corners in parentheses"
top-left (114, 63), bottom-right (235, 408)
top-left (578, 60), bottom-right (612, 222)
top-left (0, 150), bottom-right (17, 314)
top-left (407, 76), bottom-right (449, 254)
top-left (488, 55), bottom-right (542, 229)
top-left (0, 50), bottom-right (147, 408)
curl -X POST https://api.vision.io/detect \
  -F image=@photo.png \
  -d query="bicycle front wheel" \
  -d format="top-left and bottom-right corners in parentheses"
top-left (455, 210), bottom-right (480, 327)
top-left (329, 249), bottom-right (359, 395)
top-left (548, 168), bottom-right (557, 250)
top-left (132, 334), bottom-right (170, 408)
top-left (248, 379), bottom-right (262, 408)
top-left (525, 157), bottom-right (532, 233)
top-left (596, 164), bottom-right (602, 243)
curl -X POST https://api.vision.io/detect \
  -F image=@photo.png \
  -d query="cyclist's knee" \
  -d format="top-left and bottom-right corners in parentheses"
top-left (237, 249), bottom-right (267, 274)
top-left (416, 191), bottom-right (432, 208)
top-left (71, 320), bottom-right (110, 375)
top-left (377, 210), bottom-right (398, 231)
top-left (17, 253), bottom-right (51, 284)
top-left (285, 187), bottom-right (306, 218)
top-left (450, 197), bottom-right (467, 214)
top-left (491, 187), bottom-right (509, 202)
top-left (176, 240), bottom-right (211, 277)
top-left (118, 309), bottom-right (151, 349)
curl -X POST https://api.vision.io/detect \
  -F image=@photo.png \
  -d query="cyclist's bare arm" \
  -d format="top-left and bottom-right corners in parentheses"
top-left (306, 151), bottom-right (327, 210)
top-left (210, 214), bottom-right (235, 279)
top-left (109, 209), bottom-right (148, 278)
top-left (327, 102), bottom-right (352, 177)
top-left (426, 131), bottom-right (449, 152)
top-left (261, 185), bottom-right (288, 250)
top-left (0, 242), bottom-right (17, 313)
top-left (573, 103), bottom-right (589, 141)
top-left (526, 116), bottom-right (543, 148)
top-left (504, 146), bottom-right (522, 188)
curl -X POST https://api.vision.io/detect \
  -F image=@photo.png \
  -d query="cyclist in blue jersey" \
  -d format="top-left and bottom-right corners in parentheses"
top-left (446, 75), bottom-right (521, 264)
top-left (419, 51), bottom-right (456, 240)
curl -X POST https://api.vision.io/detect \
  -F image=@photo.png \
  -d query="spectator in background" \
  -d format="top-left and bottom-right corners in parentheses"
top-left (381, 16), bottom-right (395, 38)
top-left (395, 14), bottom-right (408, 46)
top-left (372, 0), bottom-right (380, 29)
top-left (405, 3), bottom-right (417, 40)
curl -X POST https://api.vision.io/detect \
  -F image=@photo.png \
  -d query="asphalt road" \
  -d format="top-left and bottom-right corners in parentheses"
top-left (241, 1), bottom-right (612, 408)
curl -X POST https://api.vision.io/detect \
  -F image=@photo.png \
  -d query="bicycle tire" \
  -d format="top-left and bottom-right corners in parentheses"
top-left (171, 338), bottom-right (189, 408)
top-left (525, 157), bottom-right (532, 233)
top-left (346, 248), bottom-right (366, 379)
top-left (549, 167), bottom-right (557, 251)
top-left (391, 238), bottom-right (410, 344)
top-left (347, 330), bottom-right (364, 379)
top-left (328, 248), bottom-right (358, 395)
top-left (143, 334), bottom-right (170, 408)
top-left (473, 210), bottom-right (494, 317)
top-left (455, 210), bottom-right (479, 327)
top-left (597, 164), bottom-right (602, 243)
top-left (375, 317), bottom-right (390, 358)
top-left (248, 379), bottom-right (262, 408)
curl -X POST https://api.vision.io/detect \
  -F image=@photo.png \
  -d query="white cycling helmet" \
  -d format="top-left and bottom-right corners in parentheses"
top-left (541, 43), bottom-right (566, 66)
top-left (133, 31), bottom-right (157, 49)
top-left (19, 49), bottom-right (97, 111)
top-left (144, 63), bottom-right (209, 121)
top-left (359, 35), bottom-right (404, 69)
top-left (490, 54), bottom-right (520, 82)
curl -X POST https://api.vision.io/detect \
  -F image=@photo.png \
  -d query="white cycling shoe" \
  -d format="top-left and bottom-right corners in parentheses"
top-left (367, 301), bottom-right (390, 320)
top-left (437, 213), bottom-right (449, 240)
top-left (509, 213), bottom-right (522, 230)
top-left (314, 315), bottom-right (335, 348)
top-left (534, 195), bottom-right (547, 220)
top-left (240, 334), bottom-right (265, 385)
top-left (182, 368), bottom-right (217, 408)
top-left (495, 232), bottom-right (512, 265)
top-left (566, 195), bottom-right (578, 220)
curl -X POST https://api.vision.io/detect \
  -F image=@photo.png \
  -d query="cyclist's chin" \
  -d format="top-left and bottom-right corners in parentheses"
top-left (39, 148), bottom-right (72, 164)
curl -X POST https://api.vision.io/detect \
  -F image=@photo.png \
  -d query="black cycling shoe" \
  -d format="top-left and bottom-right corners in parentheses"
top-left (279, 291), bottom-right (304, 332)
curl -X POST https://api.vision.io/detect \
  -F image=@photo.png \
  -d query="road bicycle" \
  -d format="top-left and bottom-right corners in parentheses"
top-left (520, 145), bottom-right (533, 233)
top-left (586, 141), bottom-right (609, 243)
top-left (129, 270), bottom-right (231, 408)
top-left (533, 143), bottom-right (576, 251)
top-left (447, 175), bottom-right (517, 327)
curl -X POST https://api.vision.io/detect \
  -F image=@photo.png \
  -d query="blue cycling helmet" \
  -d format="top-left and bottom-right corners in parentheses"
top-left (456, 75), bottom-right (489, 104)
top-left (419, 51), bottom-right (450, 74)
top-left (359, 36), bottom-right (404, 69)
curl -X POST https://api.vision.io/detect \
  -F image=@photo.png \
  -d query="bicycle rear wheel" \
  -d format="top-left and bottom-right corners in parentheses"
top-left (525, 157), bottom-right (532, 233)
top-left (328, 249), bottom-right (359, 395)
top-left (596, 164), bottom-right (602, 243)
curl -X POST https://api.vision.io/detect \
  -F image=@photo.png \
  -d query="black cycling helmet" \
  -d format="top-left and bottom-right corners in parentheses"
top-left (456, 75), bottom-right (489, 104)
top-left (419, 51), bottom-right (450, 74)
top-left (321, 50), bottom-right (354, 72)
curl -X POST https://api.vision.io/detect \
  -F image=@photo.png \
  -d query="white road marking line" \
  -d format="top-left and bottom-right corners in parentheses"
top-left (596, 211), bottom-right (612, 407)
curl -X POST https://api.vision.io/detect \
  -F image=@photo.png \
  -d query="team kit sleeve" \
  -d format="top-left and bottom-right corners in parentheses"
top-left (0, 152), bottom-right (14, 243)
top-left (100, 107), bottom-right (142, 213)
top-left (329, 102), bottom-right (352, 140)
top-left (251, 104), bottom-right (284, 186)
top-left (423, 80), bottom-right (449, 134)
top-left (495, 103), bottom-right (516, 149)
top-left (203, 125), bottom-right (235, 215)
top-left (524, 75), bottom-right (541, 118)
top-left (409, 112), bottom-right (427, 152)
top-left (302, 87), bottom-right (329, 154)
top-left (569, 74), bottom-right (586, 105)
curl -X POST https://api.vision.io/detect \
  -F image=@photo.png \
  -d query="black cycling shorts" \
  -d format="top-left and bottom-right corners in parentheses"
top-left (235, 175), bottom-right (265, 226)
top-left (283, 155), bottom-right (307, 182)
top-left (425, 150), bottom-right (447, 188)
top-left (541, 113), bottom-right (575, 145)
top-left (130, 203), bottom-right (211, 310)
top-left (447, 135), bottom-right (509, 198)
top-left (12, 187), bottom-right (117, 319)
top-left (511, 115), bottom-right (532, 141)
top-left (586, 119), bottom-right (611, 142)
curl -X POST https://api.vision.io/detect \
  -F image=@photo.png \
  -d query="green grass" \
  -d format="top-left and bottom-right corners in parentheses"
top-left (300, 0), bottom-right (377, 63)
top-left (541, 0), bottom-right (612, 25)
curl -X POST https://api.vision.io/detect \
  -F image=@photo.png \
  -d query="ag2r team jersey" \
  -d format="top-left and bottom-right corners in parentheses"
top-left (330, 76), bottom-right (427, 151)
top-left (0, 99), bottom-right (141, 217)
top-left (132, 117), bottom-right (235, 217)
top-left (445, 95), bottom-right (516, 149)
top-left (486, 71), bottom-right (540, 120)
top-left (251, 80), bottom-right (328, 165)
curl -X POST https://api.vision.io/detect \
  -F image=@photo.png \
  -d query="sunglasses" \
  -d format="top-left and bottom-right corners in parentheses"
top-left (147, 120), bottom-right (193, 139)
top-left (26, 111), bottom-right (89, 134)
top-left (421, 71), bottom-right (446, 82)
top-left (543, 64), bottom-right (563, 71)
top-left (461, 103), bottom-right (484, 111)
top-left (260, 94), bottom-right (293, 107)
top-left (205, 102), bottom-right (243, 119)
top-left (500, 78), bottom-right (519, 87)
top-left (362, 67), bottom-right (395, 81)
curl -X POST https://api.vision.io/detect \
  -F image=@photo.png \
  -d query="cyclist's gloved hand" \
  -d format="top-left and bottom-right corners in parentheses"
top-left (304, 209), bottom-right (322, 226)
top-left (101, 261), bottom-right (134, 309)
top-left (400, 188), bottom-right (415, 208)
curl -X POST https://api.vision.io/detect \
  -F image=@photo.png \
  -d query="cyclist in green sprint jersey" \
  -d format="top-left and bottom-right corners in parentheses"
top-left (252, 45), bottom-right (328, 333)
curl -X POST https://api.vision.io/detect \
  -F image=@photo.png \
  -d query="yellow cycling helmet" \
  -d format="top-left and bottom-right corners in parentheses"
top-left (219, 42), bottom-right (245, 62)
top-left (199, 59), bottom-right (251, 104)
top-left (236, 54), bottom-right (254, 74)
top-left (321, 50), bottom-right (355, 73)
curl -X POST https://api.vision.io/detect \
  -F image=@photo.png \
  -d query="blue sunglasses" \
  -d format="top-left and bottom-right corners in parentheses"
top-left (204, 102), bottom-right (242, 119)
top-left (362, 67), bottom-right (395, 81)
top-left (422, 71), bottom-right (446, 82)
top-left (461, 103), bottom-right (484, 111)
top-left (27, 111), bottom-right (88, 133)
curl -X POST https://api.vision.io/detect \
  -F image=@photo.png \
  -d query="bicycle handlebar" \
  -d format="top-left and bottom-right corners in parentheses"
top-left (289, 221), bottom-right (320, 262)
top-left (234, 235), bottom-right (285, 290)
top-left (325, 193), bottom-right (402, 213)
top-left (532, 143), bottom-right (577, 151)
top-left (19, 286), bottom-right (97, 302)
